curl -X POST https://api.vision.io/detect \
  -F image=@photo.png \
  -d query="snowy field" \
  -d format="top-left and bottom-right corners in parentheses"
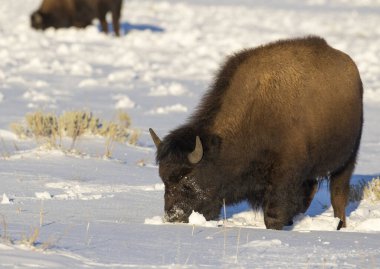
top-left (1, 0), bottom-right (380, 268)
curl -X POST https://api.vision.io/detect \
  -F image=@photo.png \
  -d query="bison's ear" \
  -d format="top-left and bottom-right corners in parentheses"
top-left (188, 136), bottom-right (203, 164)
top-left (149, 128), bottom-right (162, 148)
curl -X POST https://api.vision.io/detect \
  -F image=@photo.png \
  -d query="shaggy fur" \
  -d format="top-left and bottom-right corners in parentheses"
top-left (30, 0), bottom-right (123, 36)
top-left (152, 36), bottom-right (363, 230)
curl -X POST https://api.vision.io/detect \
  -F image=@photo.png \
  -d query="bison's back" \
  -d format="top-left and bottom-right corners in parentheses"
top-left (208, 36), bottom-right (363, 177)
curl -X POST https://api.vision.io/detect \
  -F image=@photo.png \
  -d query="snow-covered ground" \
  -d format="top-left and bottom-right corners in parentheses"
top-left (0, 0), bottom-right (380, 267)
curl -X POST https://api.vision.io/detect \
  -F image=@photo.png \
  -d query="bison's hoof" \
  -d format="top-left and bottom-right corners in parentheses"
top-left (337, 220), bottom-right (344, 230)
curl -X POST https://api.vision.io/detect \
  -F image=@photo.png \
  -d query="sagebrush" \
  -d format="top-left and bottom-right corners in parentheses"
top-left (11, 110), bottom-right (139, 153)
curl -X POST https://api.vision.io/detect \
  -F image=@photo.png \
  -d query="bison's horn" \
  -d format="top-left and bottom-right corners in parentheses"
top-left (188, 136), bottom-right (203, 164)
top-left (149, 128), bottom-right (162, 148)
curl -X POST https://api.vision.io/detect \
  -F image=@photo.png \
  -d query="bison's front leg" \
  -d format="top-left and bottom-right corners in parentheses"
top-left (98, 8), bottom-right (109, 34)
top-left (263, 180), bottom-right (304, 230)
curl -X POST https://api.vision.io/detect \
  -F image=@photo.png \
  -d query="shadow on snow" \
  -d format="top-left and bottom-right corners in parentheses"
top-left (222, 173), bottom-right (379, 224)
top-left (98, 21), bottom-right (164, 35)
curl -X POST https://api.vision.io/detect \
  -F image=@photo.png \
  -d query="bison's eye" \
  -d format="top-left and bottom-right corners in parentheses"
top-left (182, 183), bottom-right (195, 197)
top-left (180, 176), bottom-right (197, 194)
top-left (179, 175), bottom-right (189, 181)
top-left (182, 182), bottom-right (192, 191)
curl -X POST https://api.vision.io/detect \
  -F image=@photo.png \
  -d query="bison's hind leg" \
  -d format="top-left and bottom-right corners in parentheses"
top-left (330, 156), bottom-right (357, 230)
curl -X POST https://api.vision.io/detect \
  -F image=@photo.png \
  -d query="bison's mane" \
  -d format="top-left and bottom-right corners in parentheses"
top-left (188, 49), bottom-right (254, 129)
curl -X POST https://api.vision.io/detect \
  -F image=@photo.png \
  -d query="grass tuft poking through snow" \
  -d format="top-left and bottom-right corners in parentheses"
top-left (21, 228), bottom-right (40, 248)
top-left (1, 214), bottom-right (8, 242)
top-left (363, 177), bottom-right (380, 202)
top-left (350, 177), bottom-right (380, 202)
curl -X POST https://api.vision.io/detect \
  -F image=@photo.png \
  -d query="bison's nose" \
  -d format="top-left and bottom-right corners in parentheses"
top-left (164, 207), bottom-right (188, 223)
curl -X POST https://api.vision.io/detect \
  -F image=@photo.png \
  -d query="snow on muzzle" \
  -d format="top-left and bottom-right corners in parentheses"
top-left (164, 205), bottom-right (192, 223)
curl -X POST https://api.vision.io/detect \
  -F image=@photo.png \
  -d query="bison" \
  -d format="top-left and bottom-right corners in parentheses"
top-left (30, 0), bottom-right (123, 36)
top-left (149, 36), bottom-right (363, 230)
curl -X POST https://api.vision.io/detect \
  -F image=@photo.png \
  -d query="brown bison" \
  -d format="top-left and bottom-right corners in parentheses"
top-left (31, 0), bottom-right (123, 36)
top-left (149, 36), bottom-right (363, 230)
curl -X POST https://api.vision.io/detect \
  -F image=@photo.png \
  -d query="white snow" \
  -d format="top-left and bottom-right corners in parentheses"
top-left (0, 0), bottom-right (380, 267)
top-left (144, 216), bottom-right (164, 225)
top-left (354, 218), bottom-right (380, 232)
top-left (112, 94), bottom-right (136, 109)
top-left (0, 130), bottom-right (18, 140)
top-left (35, 191), bottom-right (52, 200)
top-left (0, 243), bottom-right (14, 251)
top-left (78, 78), bottom-right (98, 88)
top-left (1, 193), bottom-right (11, 204)
top-left (292, 214), bottom-right (342, 231)
top-left (23, 89), bottom-right (53, 102)
top-left (188, 211), bottom-right (207, 226)
top-left (149, 82), bottom-right (188, 96)
top-left (243, 239), bottom-right (282, 248)
top-left (147, 104), bottom-right (188, 115)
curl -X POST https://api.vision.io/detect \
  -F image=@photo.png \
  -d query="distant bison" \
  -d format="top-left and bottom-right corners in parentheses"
top-left (149, 36), bottom-right (363, 230)
top-left (31, 0), bottom-right (123, 36)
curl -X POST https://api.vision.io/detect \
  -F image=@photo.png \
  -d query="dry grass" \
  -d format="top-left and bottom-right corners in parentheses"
top-left (128, 129), bottom-right (141, 146)
top-left (349, 177), bottom-right (380, 203)
top-left (349, 179), bottom-right (367, 202)
top-left (1, 214), bottom-right (8, 241)
top-left (363, 177), bottom-right (380, 202)
top-left (59, 111), bottom-right (100, 149)
top-left (10, 123), bottom-right (29, 139)
top-left (21, 227), bottom-right (40, 247)
top-left (101, 112), bottom-right (134, 157)
top-left (103, 122), bottom-right (121, 157)
top-left (1, 138), bottom-right (10, 158)
top-left (26, 111), bottom-right (59, 147)
top-left (117, 110), bottom-right (131, 128)
top-left (10, 110), bottom-right (140, 155)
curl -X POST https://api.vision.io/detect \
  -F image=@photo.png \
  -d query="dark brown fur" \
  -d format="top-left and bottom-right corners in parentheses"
top-left (31, 0), bottom-right (123, 36)
top-left (151, 36), bottom-right (363, 230)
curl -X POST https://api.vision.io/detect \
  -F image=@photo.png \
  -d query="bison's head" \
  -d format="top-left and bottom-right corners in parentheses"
top-left (30, 10), bottom-right (71, 30)
top-left (149, 128), bottom-right (221, 223)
